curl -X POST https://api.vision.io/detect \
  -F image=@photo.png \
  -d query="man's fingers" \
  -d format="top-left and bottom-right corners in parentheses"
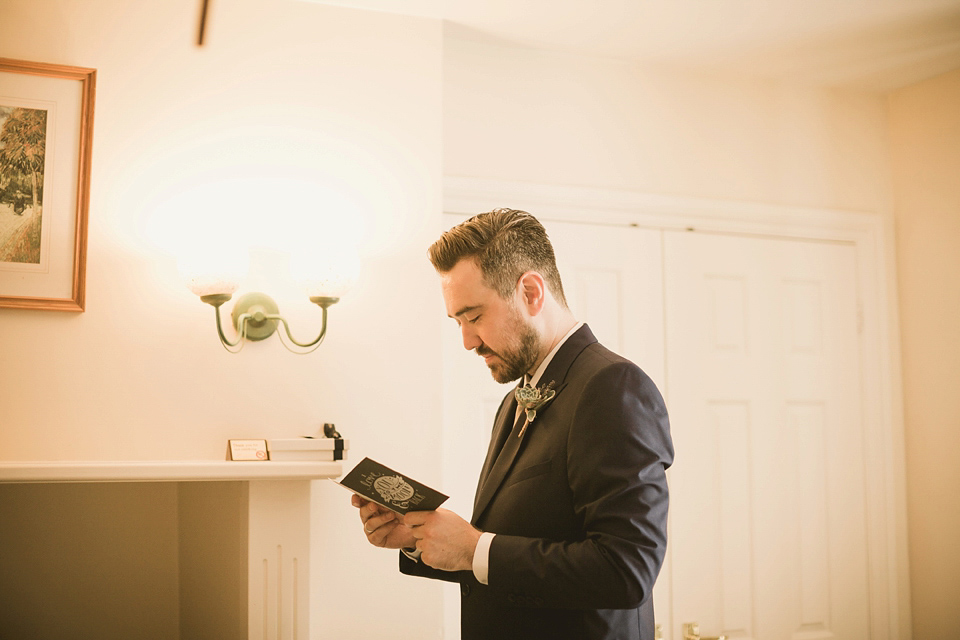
top-left (365, 519), bottom-right (400, 548)
top-left (361, 502), bottom-right (393, 520)
top-left (362, 509), bottom-right (396, 534)
top-left (403, 510), bottom-right (430, 527)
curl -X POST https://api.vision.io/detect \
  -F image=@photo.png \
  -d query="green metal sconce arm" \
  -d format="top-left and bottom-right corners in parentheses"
top-left (272, 303), bottom-right (330, 350)
top-left (200, 292), bottom-right (339, 354)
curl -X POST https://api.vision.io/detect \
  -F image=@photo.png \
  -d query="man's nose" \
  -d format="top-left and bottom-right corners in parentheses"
top-left (461, 324), bottom-right (481, 351)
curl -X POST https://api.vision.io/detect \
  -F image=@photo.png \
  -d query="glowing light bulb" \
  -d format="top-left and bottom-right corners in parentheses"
top-left (289, 244), bottom-right (360, 300)
top-left (178, 245), bottom-right (250, 298)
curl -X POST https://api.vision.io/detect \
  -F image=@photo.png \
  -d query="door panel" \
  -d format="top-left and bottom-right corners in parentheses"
top-left (664, 230), bottom-right (869, 640)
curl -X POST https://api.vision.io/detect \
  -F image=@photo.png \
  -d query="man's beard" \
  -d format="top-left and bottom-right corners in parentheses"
top-left (477, 307), bottom-right (540, 384)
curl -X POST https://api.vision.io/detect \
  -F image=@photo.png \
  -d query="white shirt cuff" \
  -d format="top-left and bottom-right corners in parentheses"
top-left (472, 532), bottom-right (495, 585)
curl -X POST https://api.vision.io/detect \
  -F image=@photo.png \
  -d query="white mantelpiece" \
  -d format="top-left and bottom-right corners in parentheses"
top-left (0, 459), bottom-right (342, 484)
top-left (0, 460), bottom-right (342, 640)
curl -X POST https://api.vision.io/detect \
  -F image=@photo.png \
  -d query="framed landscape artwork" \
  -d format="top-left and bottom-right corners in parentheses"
top-left (0, 58), bottom-right (95, 311)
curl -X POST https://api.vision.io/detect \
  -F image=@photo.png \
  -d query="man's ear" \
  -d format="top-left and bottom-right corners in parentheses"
top-left (517, 271), bottom-right (546, 315)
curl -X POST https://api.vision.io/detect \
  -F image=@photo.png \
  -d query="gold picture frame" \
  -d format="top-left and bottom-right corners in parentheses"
top-left (0, 58), bottom-right (95, 312)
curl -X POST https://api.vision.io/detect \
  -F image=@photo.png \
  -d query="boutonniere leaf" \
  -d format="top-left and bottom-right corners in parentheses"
top-left (515, 380), bottom-right (556, 437)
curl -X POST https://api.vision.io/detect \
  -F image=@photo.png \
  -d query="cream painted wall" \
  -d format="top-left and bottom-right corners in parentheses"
top-left (443, 25), bottom-right (893, 215)
top-left (0, 1), bottom-right (445, 638)
top-left (888, 69), bottom-right (960, 639)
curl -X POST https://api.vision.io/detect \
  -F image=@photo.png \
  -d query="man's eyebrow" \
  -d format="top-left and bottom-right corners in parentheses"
top-left (449, 304), bottom-right (482, 319)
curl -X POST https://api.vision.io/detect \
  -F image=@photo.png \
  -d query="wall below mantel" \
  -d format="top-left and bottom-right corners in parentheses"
top-left (0, 481), bottom-right (249, 639)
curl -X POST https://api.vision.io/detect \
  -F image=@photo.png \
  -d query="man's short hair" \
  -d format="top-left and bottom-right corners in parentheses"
top-left (428, 208), bottom-right (568, 308)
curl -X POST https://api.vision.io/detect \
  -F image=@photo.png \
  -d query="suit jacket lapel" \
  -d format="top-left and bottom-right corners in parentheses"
top-left (473, 388), bottom-right (520, 512)
top-left (473, 410), bottom-right (526, 521)
top-left (471, 324), bottom-right (598, 524)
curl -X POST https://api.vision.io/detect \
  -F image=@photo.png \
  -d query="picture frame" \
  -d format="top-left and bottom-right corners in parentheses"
top-left (0, 58), bottom-right (96, 312)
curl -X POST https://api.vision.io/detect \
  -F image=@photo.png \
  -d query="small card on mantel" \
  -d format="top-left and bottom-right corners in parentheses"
top-left (337, 457), bottom-right (448, 515)
top-left (227, 439), bottom-right (269, 461)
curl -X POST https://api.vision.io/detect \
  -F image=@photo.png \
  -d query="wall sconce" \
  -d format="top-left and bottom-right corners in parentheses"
top-left (182, 248), bottom-right (358, 354)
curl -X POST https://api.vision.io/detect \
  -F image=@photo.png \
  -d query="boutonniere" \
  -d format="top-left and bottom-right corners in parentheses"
top-left (515, 380), bottom-right (556, 438)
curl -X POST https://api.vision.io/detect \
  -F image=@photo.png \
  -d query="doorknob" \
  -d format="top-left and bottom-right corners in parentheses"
top-left (682, 622), bottom-right (727, 640)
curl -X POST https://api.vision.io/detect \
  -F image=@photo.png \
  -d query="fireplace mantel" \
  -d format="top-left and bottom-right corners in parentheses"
top-left (0, 459), bottom-right (343, 639)
top-left (0, 459), bottom-right (342, 483)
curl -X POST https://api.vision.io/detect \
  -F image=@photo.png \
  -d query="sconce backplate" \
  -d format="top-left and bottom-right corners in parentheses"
top-left (231, 292), bottom-right (279, 341)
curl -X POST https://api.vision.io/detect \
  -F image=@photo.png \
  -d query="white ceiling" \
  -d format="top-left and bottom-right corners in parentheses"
top-left (312, 0), bottom-right (960, 91)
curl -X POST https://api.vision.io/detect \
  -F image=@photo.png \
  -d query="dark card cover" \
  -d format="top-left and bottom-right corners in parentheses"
top-left (337, 457), bottom-right (449, 515)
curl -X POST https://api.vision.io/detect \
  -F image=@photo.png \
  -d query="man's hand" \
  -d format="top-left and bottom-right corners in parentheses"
top-left (351, 495), bottom-right (417, 550)
top-left (404, 508), bottom-right (482, 572)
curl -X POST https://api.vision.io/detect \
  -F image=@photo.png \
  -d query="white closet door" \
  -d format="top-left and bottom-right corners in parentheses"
top-left (663, 230), bottom-right (869, 640)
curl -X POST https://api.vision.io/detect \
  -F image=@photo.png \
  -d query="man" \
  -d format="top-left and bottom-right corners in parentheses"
top-left (352, 208), bottom-right (673, 639)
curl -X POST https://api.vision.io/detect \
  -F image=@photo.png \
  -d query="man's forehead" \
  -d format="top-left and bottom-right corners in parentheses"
top-left (441, 259), bottom-right (491, 315)
top-left (441, 259), bottom-right (484, 290)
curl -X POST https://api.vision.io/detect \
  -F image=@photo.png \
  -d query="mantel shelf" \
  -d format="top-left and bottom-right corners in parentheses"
top-left (0, 460), bottom-right (343, 484)
top-left (0, 459), bottom-right (337, 635)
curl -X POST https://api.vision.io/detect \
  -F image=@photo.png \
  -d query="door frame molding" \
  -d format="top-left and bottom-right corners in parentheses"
top-left (444, 176), bottom-right (911, 640)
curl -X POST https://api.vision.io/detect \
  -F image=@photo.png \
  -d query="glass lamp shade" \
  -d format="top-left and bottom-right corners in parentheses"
top-left (178, 247), bottom-right (249, 298)
top-left (289, 246), bottom-right (360, 299)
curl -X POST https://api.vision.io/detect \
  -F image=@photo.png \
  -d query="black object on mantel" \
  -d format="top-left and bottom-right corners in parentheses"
top-left (323, 423), bottom-right (344, 460)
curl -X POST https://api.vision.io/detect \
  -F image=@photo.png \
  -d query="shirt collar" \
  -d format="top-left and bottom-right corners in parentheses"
top-left (527, 322), bottom-right (584, 388)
